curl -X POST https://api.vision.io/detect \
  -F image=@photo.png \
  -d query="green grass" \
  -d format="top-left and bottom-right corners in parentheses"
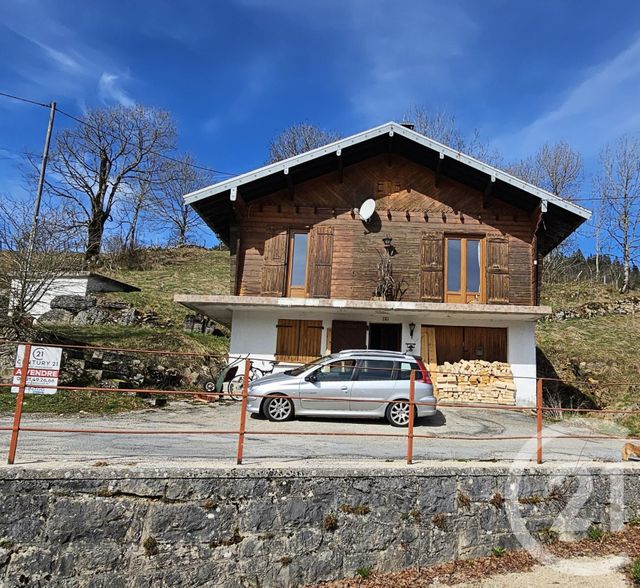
top-left (536, 315), bottom-right (640, 407)
top-left (0, 389), bottom-right (146, 414)
top-left (101, 247), bottom-right (230, 327)
top-left (47, 324), bottom-right (229, 355)
top-left (631, 558), bottom-right (640, 585)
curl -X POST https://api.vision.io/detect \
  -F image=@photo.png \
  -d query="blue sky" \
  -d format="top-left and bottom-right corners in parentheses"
top-left (2, 0), bottom-right (640, 249)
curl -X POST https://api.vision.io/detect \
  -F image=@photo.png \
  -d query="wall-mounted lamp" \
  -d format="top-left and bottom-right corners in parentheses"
top-left (382, 235), bottom-right (396, 256)
top-left (409, 322), bottom-right (416, 338)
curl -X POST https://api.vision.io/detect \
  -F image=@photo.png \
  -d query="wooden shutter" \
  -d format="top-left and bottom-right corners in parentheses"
top-left (308, 226), bottom-right (334, 298)
top-left (276, 319), bottom-right (323, 362)
top-left (298, 320), bottom-right (323, 361)
top-left (420, 233), bottom-right (444, 302)
top-left (486, 236), bottom-right (510, 304)
top-left (261, 226), bottom-right (289, 296)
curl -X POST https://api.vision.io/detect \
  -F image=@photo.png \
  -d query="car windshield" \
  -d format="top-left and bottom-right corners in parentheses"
top-left (284, 355), bottom-right (333, 376)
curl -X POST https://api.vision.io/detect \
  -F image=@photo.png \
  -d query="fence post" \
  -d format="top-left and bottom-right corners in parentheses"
top-left (536, 377), bottom-right (543, 465)
top-left (407, 369), bottom-right (415, 465)
top-left (236, 358), bottom-right (251, 465)
top-left (8, 343), bottom-right (30, 465)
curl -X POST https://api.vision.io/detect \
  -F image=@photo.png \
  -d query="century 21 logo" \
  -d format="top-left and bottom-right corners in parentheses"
top-left (32, 347), bottom-right (46, 361)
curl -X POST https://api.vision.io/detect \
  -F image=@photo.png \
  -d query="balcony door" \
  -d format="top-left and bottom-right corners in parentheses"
top-left (287, 231), bottom-right (309, 298)
top-left (445, 237), bottom-right (485, 304)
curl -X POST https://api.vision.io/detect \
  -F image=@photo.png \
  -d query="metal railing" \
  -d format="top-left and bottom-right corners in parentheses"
top-left (0, 340), bottom-right (637, 466)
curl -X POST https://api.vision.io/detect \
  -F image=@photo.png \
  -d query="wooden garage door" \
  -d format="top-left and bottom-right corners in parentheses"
top-left (430, 326), bottom-right (507, 363)
top-left (331, 320), bottom-right (367, 353)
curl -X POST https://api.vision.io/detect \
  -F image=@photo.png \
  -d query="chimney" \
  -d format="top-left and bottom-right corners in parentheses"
top-left (400, 122), bottom-right (415, 130)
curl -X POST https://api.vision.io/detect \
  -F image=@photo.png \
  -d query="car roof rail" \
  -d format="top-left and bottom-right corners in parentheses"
top-left (338, 349), bottom-right (411, 358)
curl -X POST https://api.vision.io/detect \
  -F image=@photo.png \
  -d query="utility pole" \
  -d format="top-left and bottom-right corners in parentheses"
top-left (27, 101), bottom-right (56, 257)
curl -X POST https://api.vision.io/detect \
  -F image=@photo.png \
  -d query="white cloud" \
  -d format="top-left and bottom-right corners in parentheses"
top-left (98, 73), bottom-right (135, 107)
top-left (0, 1), bottom-right (132, 107)
top-left (500, 36), bottom-right (640, 158)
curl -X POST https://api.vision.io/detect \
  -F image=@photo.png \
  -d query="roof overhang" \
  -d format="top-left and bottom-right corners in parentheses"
top-left (174, 294), bottom-right (550, 326)
top-left (185, 122), bottom-right (591, 254)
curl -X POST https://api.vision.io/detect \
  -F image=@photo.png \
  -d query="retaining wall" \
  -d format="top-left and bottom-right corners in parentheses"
top-left (0, 464), bottom-right (636, 587)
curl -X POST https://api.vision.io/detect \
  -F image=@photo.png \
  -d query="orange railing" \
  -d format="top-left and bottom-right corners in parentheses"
top-left (0, 340), bottom-right (636, 466)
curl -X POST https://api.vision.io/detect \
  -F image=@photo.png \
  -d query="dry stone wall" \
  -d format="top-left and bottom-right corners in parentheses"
top-left (434, 360), bottom-right (516, 405)
top-left (0, 465), bottom-right (634, 587)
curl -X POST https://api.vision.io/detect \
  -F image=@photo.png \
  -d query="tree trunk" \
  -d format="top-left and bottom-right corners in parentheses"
top-left (85, 216), bottom-right (105, 261)
top-left (622, 254), bottom-right (631, 293)
top-left (125, 201), bottom-right (142, 250)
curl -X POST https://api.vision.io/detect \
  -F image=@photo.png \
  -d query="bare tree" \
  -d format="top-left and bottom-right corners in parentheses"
top-left (0, 197), bottom-right (79, 335)
top-left (122, 176), bottom-right (154, 250)
top-left (597, 135), bottom-right (640, 293)
top-left (508, 140), bottom-right (583, 199)
top-left (44, 105), bottom-right (176, 260)
top-left (403, 105), bottom-right (503, 165)
top-left (268, 123), bottom-right (341, 163)
top-left (150, 154), bottom-right (213, 246)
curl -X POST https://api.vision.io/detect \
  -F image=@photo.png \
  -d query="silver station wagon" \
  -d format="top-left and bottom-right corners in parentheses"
top-left (246, 350), bottom-right (437, 427)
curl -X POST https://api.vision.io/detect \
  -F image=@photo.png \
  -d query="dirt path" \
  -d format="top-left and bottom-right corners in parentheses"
top-left (457, 556), bottom-right (631, 587)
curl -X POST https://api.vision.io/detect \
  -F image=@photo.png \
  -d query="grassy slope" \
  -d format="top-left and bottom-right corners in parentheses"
top-left (47, 247), bottom-right (232, 355)
top-left (0, 247), bottom-right (231, 414)
top-left (537, 282), bottom-right (640, 430)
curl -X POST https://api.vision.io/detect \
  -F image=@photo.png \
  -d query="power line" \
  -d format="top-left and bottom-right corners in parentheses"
top-left (0, 90), bottom-right (238, 178)
top-left (55, 107), bottom-right (237, 177)
top-left (0, 91), bottom-right (50, 108)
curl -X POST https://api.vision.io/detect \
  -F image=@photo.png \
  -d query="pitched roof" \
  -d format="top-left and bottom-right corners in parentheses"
top-left (185, 121), bottom-right (591, 253)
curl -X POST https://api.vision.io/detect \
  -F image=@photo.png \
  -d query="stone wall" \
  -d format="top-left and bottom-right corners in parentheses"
top-left (0, 464), bottom-right (633, 587)
top-left (434, 360), bottom-right (516, 405)
top-left (38, 294), bottom-right (167, 328)
top-left (0, 343), bottom-right (223, 393)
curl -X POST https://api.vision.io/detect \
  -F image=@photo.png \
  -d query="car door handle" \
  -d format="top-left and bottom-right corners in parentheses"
top-left (341, 386), bottom-right (349, 392)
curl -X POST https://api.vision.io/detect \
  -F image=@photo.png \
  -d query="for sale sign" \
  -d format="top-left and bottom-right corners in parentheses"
top-left (12, 345), bottom-right (63, 395)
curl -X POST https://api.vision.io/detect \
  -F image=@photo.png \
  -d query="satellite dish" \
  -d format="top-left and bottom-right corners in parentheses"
top-left (357, 199), bottom-right (376, 222)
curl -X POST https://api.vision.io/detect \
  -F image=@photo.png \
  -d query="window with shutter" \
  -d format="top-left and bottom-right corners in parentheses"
top-left (261, 226), bottom-right (289, 296)
top-left (308, 226), bottom-right (333, 298)
top-left (420, 233), bottom-right (444, 302)
top-left (486, 237), bottom-right (510, 304)
top-left (276, 319), bottom-right (323, 362)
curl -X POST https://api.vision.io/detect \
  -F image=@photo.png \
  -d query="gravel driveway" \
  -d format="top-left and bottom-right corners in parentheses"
top-left (0, 401), bottom-right (627, 466)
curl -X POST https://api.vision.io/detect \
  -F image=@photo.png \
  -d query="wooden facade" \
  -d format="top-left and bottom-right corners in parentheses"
top-left (233, 154), bottom-right (538, 306)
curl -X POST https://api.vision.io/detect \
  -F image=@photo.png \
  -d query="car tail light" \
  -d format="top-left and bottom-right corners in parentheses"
top-left (415, 358), bottom-right (432, 385)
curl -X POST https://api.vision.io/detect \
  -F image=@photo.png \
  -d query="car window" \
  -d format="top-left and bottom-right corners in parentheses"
top-left (396, 361), bottom-right (418, 380)
top-left (355, 359), bottom-right (396, 381)
top-left (315, 359), bottom-right (357, 382)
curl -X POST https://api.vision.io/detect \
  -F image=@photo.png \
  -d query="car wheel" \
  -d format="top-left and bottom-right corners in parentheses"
top-left (263, 395), bottom-right (294, 422)
top-left (386, 400), bottom-right (415, 427)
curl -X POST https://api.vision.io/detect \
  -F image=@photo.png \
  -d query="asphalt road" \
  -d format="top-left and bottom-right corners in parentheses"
top-left (0, 401), bottom-right (627, 467)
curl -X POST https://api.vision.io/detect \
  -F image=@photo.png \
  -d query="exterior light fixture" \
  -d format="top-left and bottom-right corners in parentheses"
top-left (382, 235), bottom-right (396, 256)
top-left (409, 322), bottom-right (416, 338)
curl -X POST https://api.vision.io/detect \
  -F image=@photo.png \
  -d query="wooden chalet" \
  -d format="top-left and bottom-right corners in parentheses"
top-left (175, 122), bottom-right (590, 405)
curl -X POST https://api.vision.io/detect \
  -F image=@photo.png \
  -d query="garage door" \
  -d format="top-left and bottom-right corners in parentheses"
top-left (425, 326), bottom-right (507, 364)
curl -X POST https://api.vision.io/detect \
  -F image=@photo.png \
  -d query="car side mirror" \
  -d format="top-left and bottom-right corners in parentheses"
top-left (305, 372), bottom-right (318, 383)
